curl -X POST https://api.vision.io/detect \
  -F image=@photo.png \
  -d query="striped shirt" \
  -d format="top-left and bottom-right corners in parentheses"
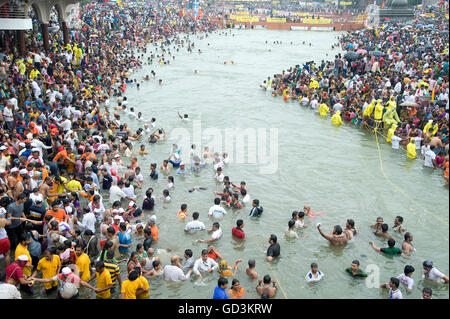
top-left (103, 261), bottom-right (120, 286)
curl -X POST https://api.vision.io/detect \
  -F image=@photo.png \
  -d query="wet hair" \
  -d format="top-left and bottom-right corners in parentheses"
top-left (192, 212), bottom-right (199, 220)
top-left (387, 238), bottom-right (396, 248)
top-left (263, 274), bottom-right (271, 284)
top-left (298, 211), bottom-right (305, 219)
top-left (237, 219), bottom-right (243, 228)
top-left (212, 222), bottom-right (220, 229)
top-left (404, 232), bottom-right (412, 241)
top-left (292, 211), bottom-right (298, 218)
top-left (396, 216), bottom-right (403, 223)
top-left (381, 223), bottom-right (389, 232)
top-left (422, 287), bottom-right (432, 296)
top-left (128, 271), bottom-right (139, 281)
top-left (288, 219), bottom-right (295, 229)
top-left (253, 199), bottom-right (259, 205)
top-left (270, 234), bottom-right (277, 243)
top-left (404, 265), bottom-right (415, 275)
top-left (152, 260), bottom-right (160, 268)
top-left (214, 198), bottom-right (220, 205)
top-left (352, 260), bottom-right (360, 266)
top-left (311, 263), bottom-right (318, 268)
top-left (184, 249), bottom-right (193, 258)
top-left (218, 277), bottom-right (228, 287)
top-left (333, 225), bottom-right (343, 235)
top-left (347, 219), bottom-right (355, 227)
top-left (390, 277), bottom-right (400, 288)
top-left (201, 249), bottom-right (208, 256)
top-left (423, 260), bottom-right (433, 268)
top-left (248, 259), bottom-right (255, 268)
top-left (181, 204), bottom-right (187, 211)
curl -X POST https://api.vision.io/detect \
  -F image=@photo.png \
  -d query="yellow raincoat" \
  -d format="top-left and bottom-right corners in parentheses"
top-left (407, 138), bottom-right (416, 159)
top-left (386, 124), bottom-right (397, 143)
top-left (374, 99), bottom-right (384, 120)
top-left (331, 110), bottom-right (344, 125)
top-left (318, 103), bottom-right (329, 116)
top-left (363, 99), bottom-right (375, 117)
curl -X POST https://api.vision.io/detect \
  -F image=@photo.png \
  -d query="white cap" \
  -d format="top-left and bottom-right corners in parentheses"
top-left (149, 215), bottom-right (157, 223)
top-left (10, 167), bottom-right (19, 173)
top-left (180, 162), bottom-right (185, 166)
top-left (113, 215), bottom-right (121, 220)
top-left (17, 255), bottom-right (29, 262)
top-left (114, 154), bottom-right (120, 158)
top-left (19, 169), bottom-right (27, 175)
top-left (62, 267), bottom-right (72, 276)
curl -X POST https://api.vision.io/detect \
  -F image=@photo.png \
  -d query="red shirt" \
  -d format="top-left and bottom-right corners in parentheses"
top-left (232, 227), bottom-right (245, 239)
top-left (5, 262), bottom-right (24, 283)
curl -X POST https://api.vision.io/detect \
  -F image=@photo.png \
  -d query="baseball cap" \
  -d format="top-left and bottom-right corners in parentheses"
top-left (19, 169), bottom-right (27, 175)
top-left (10, 167), bottom-right (19, 173)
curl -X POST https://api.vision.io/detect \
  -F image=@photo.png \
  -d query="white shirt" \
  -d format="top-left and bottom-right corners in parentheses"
top-left (184, 220), bottom-right (206, 232)
top-left (109, 185), bottom-right (128, 204)
top-left (391, 136), bottom-right (402, 149)
top-left (305, 270), bottom-right (324, 282)
top-left (192, 257), bottom-right (218, 275)
top-left (286, 229), bottom-right (298, 239)
top-left (0, 283), bottom-right (22, 299)
top-left (211, 228), bottom-right (223, 240)
top-left (295, 219), bottom-right (305, 228)
top-left (397, 273), bottom-right (414, 291)
top-left (208, 205), bottom-right (227, 218)
top-left (414, 137), bottom-right (423, 149)
top-left (122, 185), bottom-right (136, 199)
top-left (77, 212), bottom-right (97, 234)
top-left (163, 265), bottom-right (190, 282)
top-left (215, 173), bottom-right (224, 182)
top-left (242, 194), bottom-right (250, 205)
top-left (389, 287), bottom-right (403, 299)
top-left (424, 267), bottom-right (446, 281)
top-left (424, 149), bottom-right (436, 168)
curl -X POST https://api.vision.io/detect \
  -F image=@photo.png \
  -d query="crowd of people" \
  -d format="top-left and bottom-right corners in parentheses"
top-left (264, 6), bottom-right (449, 183)
top-left (0, 0), bottom-right (448, 300)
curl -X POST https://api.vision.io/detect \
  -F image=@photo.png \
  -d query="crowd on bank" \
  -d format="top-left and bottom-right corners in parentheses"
top-left (264, 6), bottom-right (449, 182)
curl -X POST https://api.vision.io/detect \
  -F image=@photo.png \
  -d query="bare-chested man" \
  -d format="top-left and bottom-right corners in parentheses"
top-left (370, 217), bottom-right (384, 231)
top-left (402, 232), bottom-right (415, 255)
top-left (256, 275), bottom-right (277, 298)
top-left (246, 259), bottom-right (258, 280)
top-left (317, 224), bottom-right (349, 246)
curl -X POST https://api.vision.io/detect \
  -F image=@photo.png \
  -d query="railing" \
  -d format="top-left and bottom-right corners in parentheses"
top-left (0, 3), bottom-right (27, 19)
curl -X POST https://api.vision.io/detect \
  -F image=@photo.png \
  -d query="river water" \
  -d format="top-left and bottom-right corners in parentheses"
top-left (31, 29), bottom-right (449, 299)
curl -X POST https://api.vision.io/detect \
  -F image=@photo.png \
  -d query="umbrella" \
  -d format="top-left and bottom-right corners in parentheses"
top-left (356, 49), bottom-right (367, 54)
top-left (400, 101), bottom-right (419, 107)
top-left (344, 52), bottom-right (361, 61)
top-left (369, 51), bottom-right (385, 57)
top-left (416, 46), bottom-right (426, 52)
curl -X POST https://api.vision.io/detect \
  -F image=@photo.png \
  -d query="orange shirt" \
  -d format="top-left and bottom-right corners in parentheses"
top-left (53, 150), bottom-right (69, 162)
top-left (150, 225), bottom-right (158, 241)
top-left (445, 161), bottom-right (449, 177)
top-left (45, 208), bottom-right (67, 222)
top-left (229, 287), bottom-right (245, 298)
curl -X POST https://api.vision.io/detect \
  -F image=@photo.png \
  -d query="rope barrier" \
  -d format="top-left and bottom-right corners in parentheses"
top-left (267, 263), bottom-right (289, 299)
top-left (372, 125), bottom-right (449, 229)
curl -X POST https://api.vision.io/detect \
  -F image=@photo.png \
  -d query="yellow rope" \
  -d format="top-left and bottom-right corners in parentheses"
top-left (373, 126), bottom-right (449, 229)
top-left (267, 263), bottom-right (289, 299)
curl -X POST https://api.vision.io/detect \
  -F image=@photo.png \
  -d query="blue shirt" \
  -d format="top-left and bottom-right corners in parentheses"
top-left (118, 231), bottom-right (131, 253)
top-left (176, 168), bottom-right (187, 175)
top-left (212, 286), bottom-right (228, 299)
